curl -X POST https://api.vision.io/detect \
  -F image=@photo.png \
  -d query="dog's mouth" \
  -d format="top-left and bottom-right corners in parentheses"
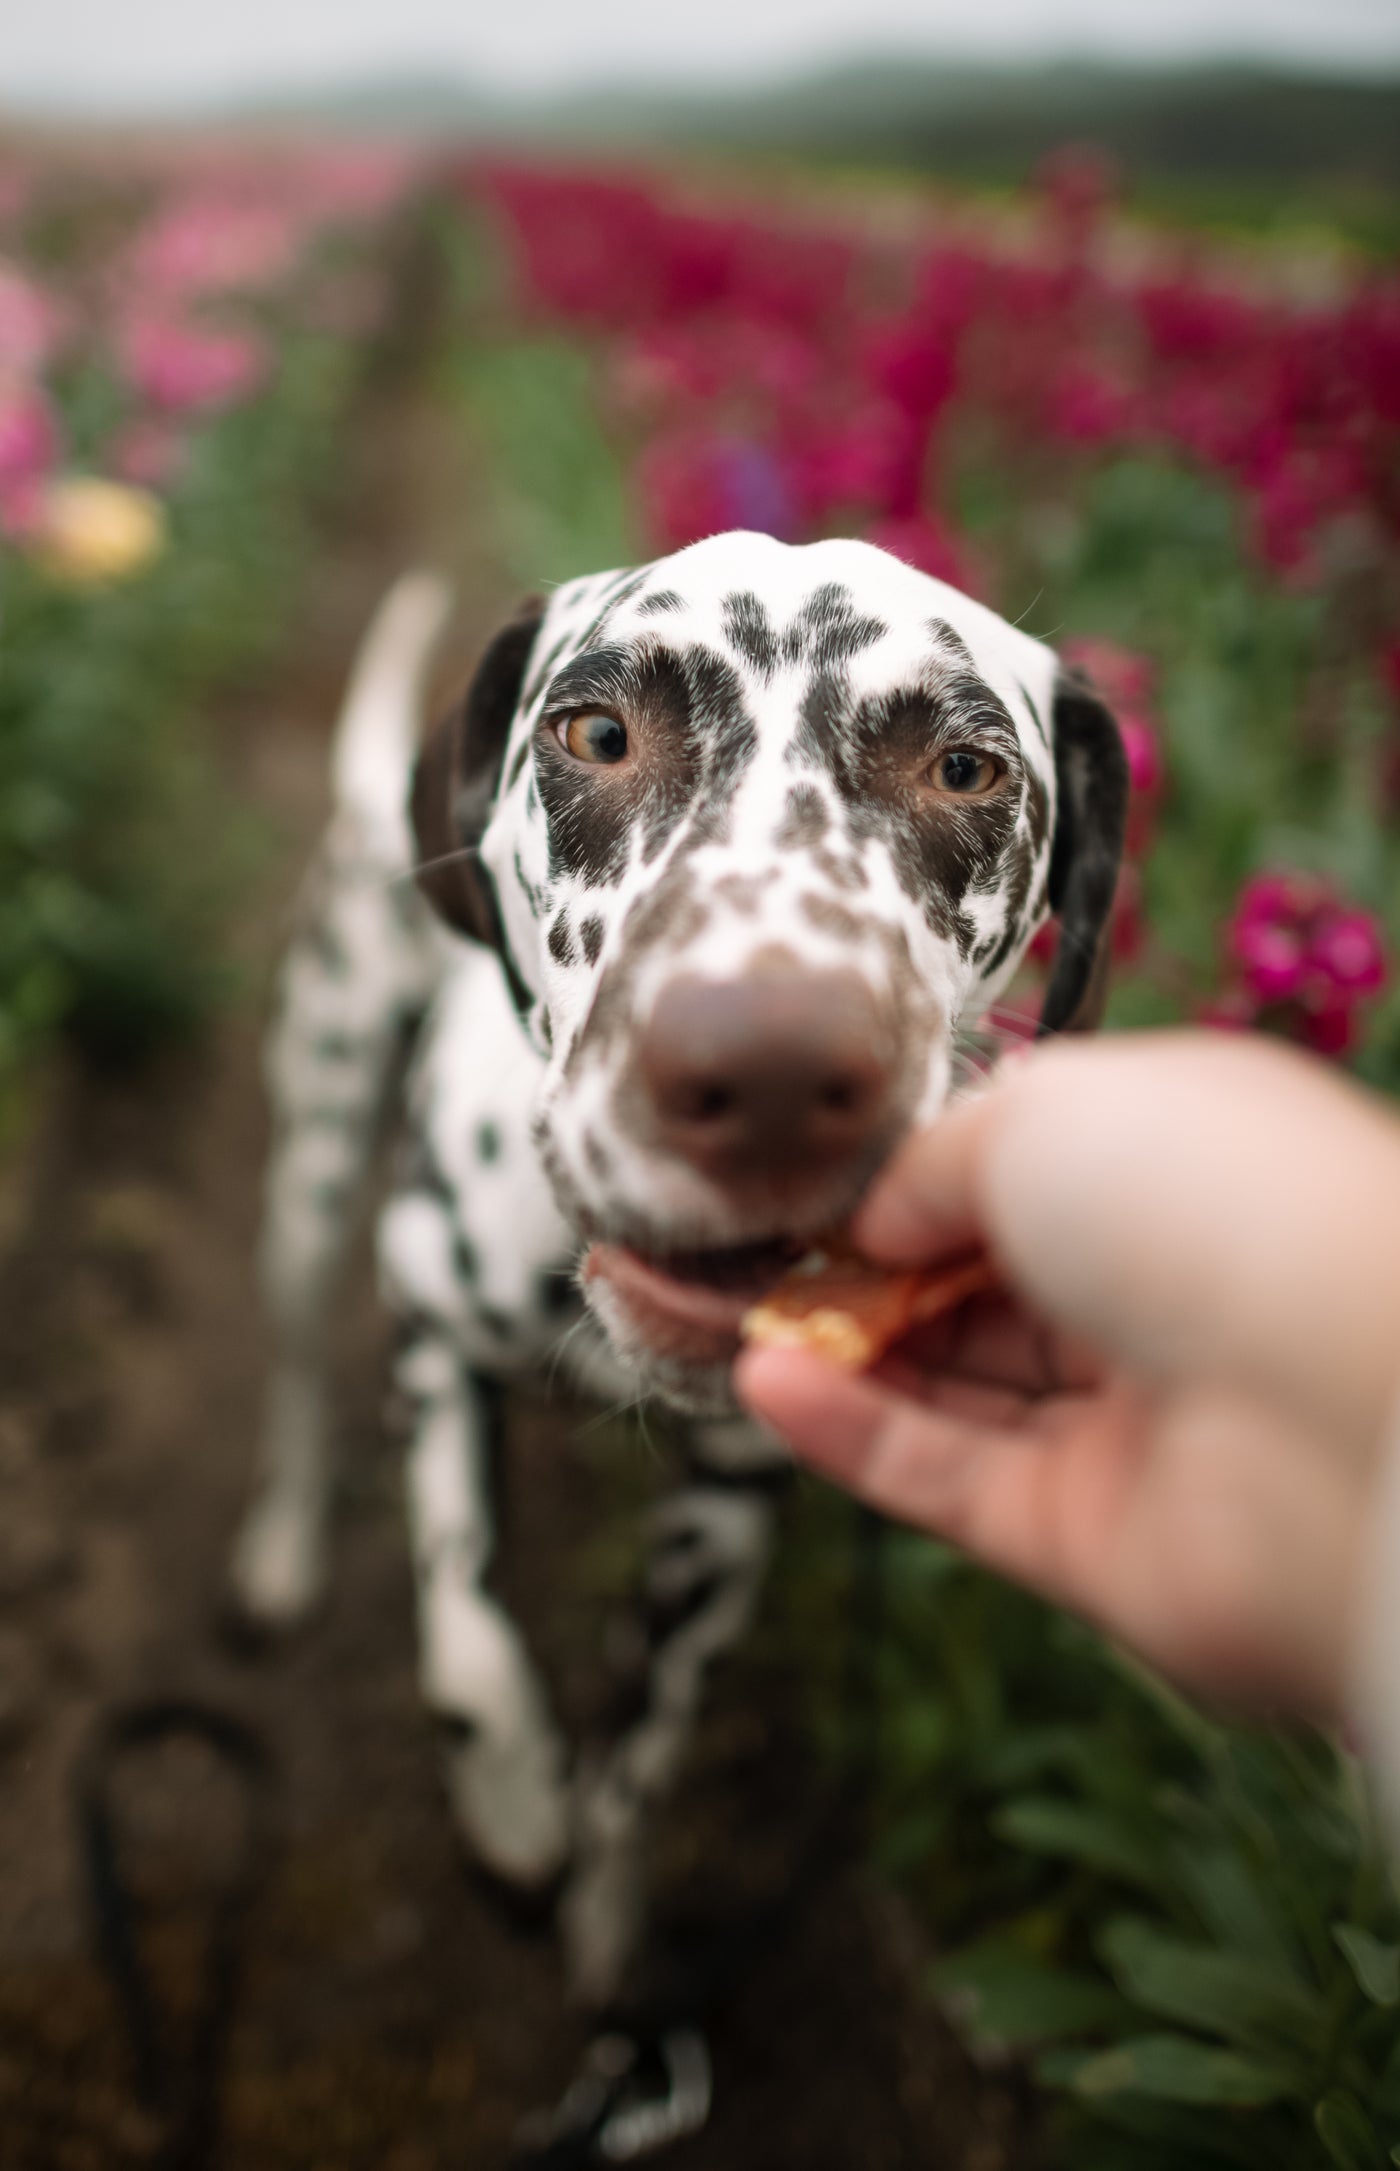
top-left (584, 1235), bottom-right (810, 1366)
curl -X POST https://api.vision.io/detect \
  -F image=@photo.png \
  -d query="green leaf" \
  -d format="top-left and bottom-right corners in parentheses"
top-left (1071, 2033), bottom-right (1294, 2107)
top-left (1334, 1925), bottom-right (1400, 2008)
top-left (1170, 1840), bottom-right (1303, 1977)
top-left (931, 1937), bottom-right (1131, 2048)
top-left (993, 1797), bottom-right (1167, 1893)
top-left (1101, 1915), bottom-right (1321, 2046)
top-left (1315, 2091), bottom-right (1388, 2171)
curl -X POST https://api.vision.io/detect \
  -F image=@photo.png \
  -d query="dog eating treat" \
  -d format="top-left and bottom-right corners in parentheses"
top-left (228, 534), bottom-right (1129, 2092)
top-left (742, 1242), bottom-right (1000, 1369)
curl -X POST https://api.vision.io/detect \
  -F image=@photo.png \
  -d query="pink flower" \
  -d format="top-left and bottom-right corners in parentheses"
top-left (120, 318), bottom-right (268, 415)
top-left (1308, 909), bottom-right (1386, 995)
top-left (1232, 916), bottom-right (1307, 1004)
top-left (0, 380), bottom-right (58, 530)
top-left (787, 401), bottom-right (922, 523)
top-left (1215, 871), bottom-right (1388, 1060)
top-left (0, 261), bottom-right (65, 375)
top-left (860, 315), bottom-right (957, 425)
top-left (1116, 713), bottom-right (1163, 801)
top-left (127, 197), bottom-right (299, 301)
top-left (1296, 998), bottom-right (1357, 1059)
top-left (1061, 637), bottom-right (1154, 712)
top-left (635, 427), bottom-right (796, 551)
top-left (1047, 361), bottom-right (1138, 447)
top-left (0, 380), bottom-right (58, 488)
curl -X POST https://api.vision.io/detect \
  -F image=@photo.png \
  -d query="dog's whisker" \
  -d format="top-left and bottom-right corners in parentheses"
top-left (577, 1392), bottom-right (647, 1437)
top-left (544, 1312), bottom-right (591, 1393)
top-left (391, 842), bottom-right (484, 889)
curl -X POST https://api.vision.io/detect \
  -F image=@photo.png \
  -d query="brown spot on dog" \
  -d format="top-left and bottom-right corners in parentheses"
top-left (714, 871), bottom-right (776, 916)
top-left (801, 894), bottom-right (867, 943)
top-left (812, 844), bottom-right (869, 893)
top-left (775, 783), bottom-right (830, 848)
top-left (584, 1132), bottom-right (612, 1181)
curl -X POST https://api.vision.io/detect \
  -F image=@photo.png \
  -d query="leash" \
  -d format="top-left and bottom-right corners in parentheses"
top-left (75, 1697), bottom-right (279, 2171)
top-left (511, 1503), bottom-right (887, 2167)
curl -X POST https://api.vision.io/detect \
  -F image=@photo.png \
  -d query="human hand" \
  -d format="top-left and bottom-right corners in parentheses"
top-left (735, 1032), bottom-right (1400, 1722)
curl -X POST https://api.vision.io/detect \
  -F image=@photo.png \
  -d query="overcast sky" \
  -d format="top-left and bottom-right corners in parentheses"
top-left (4, 0), bottom-right (1398, 111)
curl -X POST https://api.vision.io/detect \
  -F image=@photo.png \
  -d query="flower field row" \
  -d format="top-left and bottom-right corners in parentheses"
top-left (468, 154), bottom-right (1399, 1081)
top-left (0, 138), bottom-right (427, 1110)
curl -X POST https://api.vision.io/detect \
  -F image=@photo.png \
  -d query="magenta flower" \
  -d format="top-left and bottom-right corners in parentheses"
top-left (0, 380), bottom-right (58, 529)
top-left (636, 427), bottom-right (797, 551)
top-left (1047, 361), bottom-right (1138, 447)
top-left (1309, 910), bottom-right (1387, 995)
top-left (1231, 916), bottom-right (1308, 1004)
top-left (1116, 713), bottom-right (1163, 801)
top-left (0, 380), bottom-right (57, 488)
top-left (120, 318), bottom-right (269, 415)
top-left (1215, 871), bottom-right (1388, 1060)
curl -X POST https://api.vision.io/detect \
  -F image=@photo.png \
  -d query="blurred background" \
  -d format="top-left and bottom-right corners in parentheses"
top-left (1, 4), bottom-right (1398, 2167)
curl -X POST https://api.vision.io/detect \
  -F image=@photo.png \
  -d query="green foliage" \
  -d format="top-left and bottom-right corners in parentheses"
top-left (0, 323), bottom-right (369, 1117)
top-left (774, 1506), bottom-right (1400, 2169)
top-left (449, 337), bottom-right (637, 591)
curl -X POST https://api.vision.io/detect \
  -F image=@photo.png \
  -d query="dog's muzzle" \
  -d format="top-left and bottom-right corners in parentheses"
top-left (631, 959), bottom-right (898, 1196)
top-left (586, 958), bottom-right (912, 1386)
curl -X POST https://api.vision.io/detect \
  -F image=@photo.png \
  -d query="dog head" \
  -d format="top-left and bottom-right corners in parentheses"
top-left (414, 533), bottom-right (1127, 1413)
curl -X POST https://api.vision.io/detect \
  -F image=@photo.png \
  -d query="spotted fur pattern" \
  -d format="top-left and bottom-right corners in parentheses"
top-left (231, 537), bottom-right (1122, 2014)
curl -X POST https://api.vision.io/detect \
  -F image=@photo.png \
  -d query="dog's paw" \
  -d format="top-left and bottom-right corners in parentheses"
top-left (223, 1494), bottom-right (326, 1643)
top-left (437, 1711), bottom-right (572, 1890)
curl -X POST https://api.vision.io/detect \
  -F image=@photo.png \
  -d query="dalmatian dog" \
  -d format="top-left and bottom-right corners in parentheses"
top-left (229, 534), bottom-right (1126, 2086)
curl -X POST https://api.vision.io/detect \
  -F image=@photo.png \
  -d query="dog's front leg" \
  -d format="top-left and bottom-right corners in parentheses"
top-left (399, 1323), bottom-right (573, 1894)
top-left (561, 1426), bottom-right (785, 2013)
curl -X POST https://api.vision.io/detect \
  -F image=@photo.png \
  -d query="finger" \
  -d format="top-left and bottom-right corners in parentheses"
top-left (736, 1341), bottom-right (1075, 1551)
top-left (736, 1341), bottom-right (1149, 1627)
top-left (854, 1091), bottom-right (996, 1265)
top-left (734, 1344), bottom-right (940, 1492)
top-left (893, 1296), bottom-right (1101, 1396)
top-left (871, 1355), bottom-right (1038, 1431)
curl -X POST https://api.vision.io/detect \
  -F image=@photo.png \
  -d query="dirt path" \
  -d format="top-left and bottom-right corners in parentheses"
top-left (0, 346), bottom-right (1030, 2171)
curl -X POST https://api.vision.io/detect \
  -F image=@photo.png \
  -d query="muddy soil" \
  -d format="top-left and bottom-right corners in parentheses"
top-left (0, 357), bottom-right (1033, 2171)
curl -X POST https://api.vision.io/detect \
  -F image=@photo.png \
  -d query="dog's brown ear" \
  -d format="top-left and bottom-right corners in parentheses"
top-left (411, 600), bottom-right (545, 944)
top-left (1038, 668), bottom-right (1130, 1036)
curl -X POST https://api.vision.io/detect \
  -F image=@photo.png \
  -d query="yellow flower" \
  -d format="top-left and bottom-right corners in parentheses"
top-left (32, 476), bottom-right (167, 587)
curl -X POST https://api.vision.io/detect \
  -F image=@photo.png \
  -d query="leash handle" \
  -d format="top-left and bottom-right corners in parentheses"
top-left (75, 1698), bottom-right (278, 2171)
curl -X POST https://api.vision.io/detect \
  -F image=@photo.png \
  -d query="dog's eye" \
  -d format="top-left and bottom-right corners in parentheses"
top-left (931, 749), bottom-right (1000, 796)
top-left (557, 712), bottom-right (629, 765)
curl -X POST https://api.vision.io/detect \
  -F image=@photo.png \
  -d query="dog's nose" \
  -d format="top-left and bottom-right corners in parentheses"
top-left (637, 967), bottom-right (898, 1184)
